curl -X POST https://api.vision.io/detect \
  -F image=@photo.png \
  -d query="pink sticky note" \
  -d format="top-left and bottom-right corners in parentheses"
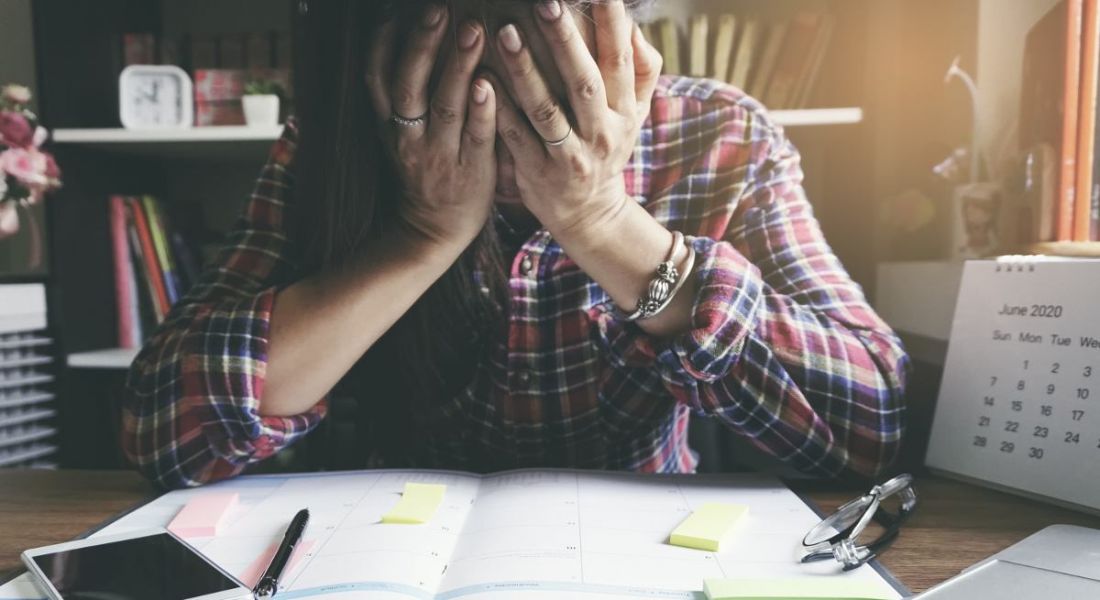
top-left (238, 539), bottom-right (315, 588)
top-left (167, 493), bottom-right (239, 538)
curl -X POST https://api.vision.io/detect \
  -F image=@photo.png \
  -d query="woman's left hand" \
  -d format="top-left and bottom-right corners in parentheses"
top-left (491, 0), bottom-right (661, 235)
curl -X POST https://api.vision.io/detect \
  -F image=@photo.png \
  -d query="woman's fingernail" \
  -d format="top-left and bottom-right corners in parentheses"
top-left (422, 4), bottom-right (444, 27)
top-left (499, 24), bottom-right (523, 53)
top-left (537, 0), bottom-right (562, 21)
top-left (472, 81), bottom-right (489, 104)
top-left (459, 22), bottom-right (481, 49)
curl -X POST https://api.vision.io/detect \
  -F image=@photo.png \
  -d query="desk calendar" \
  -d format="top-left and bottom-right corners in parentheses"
top-left (926, 258), bottom-right (1100, 514)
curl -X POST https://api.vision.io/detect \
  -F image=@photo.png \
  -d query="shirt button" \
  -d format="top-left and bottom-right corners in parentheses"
top-left (514, 369), bottom-right (533, 389)
top-left (519, 254), bottom-right (534, 276)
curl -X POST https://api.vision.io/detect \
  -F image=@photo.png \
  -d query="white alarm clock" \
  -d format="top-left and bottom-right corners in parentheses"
top-left (119, 65), bottom-right (194, 129)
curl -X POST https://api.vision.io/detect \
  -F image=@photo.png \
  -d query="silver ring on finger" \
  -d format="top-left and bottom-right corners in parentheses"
top-left (390, 111), bottom-right (429, 127)
top-left (541, 125), bottom-right (573, 147)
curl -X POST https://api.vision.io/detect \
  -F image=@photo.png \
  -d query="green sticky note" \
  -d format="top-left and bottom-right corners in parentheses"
top-left (381, 483), bottom-right (446, 524)
top-left (668, 503), bottom-right (748, 551)
top-left (703, 578), bottom-right (894, 600)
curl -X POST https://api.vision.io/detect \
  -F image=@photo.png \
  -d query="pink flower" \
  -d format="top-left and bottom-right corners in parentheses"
top-left (43, 152), bottom-right (61, 180)
top-left (0, 111), bottom-right (34, 147)
top-left (33, 126), bottom-right (48, 148)
top-left (0, 201), bottom-right (18, 239)
top-left (1, 85), bottom-right (32, 106)
top-left (0, 147), bottom-right (50, 190)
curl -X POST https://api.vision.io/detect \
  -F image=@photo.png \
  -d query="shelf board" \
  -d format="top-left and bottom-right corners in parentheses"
top-left (67, 347), bottom-right (140, 370)
top-left (52, 124), bottom-right (284, 161)
top-left (49, 108), bottom-right (860, 162)
top-left (770, 107), bottom-right (863, 127)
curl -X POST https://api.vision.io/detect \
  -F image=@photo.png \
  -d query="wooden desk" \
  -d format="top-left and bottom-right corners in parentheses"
top-left (2, 470), bottom-right (1099, 595)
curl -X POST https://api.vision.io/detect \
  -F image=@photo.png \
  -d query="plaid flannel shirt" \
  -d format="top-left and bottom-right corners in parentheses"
top-left (122, 76), bottom-right (908, 489)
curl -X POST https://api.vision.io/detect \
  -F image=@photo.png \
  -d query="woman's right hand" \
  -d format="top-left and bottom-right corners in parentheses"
top-left (365, 6), bottom-right (498, 250)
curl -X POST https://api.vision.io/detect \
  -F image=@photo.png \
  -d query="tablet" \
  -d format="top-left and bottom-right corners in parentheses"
top-left (21, 528), bottom-right (253, 600)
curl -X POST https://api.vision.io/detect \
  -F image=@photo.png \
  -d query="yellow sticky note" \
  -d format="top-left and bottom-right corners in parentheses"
top-left (668, 503), bottom-right (748, 551)
top-left (703, 578), bottom-right (894, 600)
top-left (381, 483), bottom-right (446, 524)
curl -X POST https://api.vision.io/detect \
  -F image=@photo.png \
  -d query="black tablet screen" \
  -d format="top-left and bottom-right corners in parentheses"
top-left (32, 532), bottom-right (242, 600)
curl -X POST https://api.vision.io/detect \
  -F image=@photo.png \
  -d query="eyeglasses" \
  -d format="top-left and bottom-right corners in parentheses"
top-left (800, 473), bottom-right (918, 571)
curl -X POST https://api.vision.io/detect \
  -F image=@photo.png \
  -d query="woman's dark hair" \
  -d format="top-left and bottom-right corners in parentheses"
top-left (290, 0), bottom-right (653, 465)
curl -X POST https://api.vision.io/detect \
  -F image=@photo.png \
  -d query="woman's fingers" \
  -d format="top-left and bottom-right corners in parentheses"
top-left (427, 20), bottom-right (487, 149)
top-left (632, 23), bottom-right (662, 121)
top-left (365, 20), bottom-right (398, 123)
top-left (496, 24), bottom-right (572, 148)
top-left (461, 78), bottom-right (497, 164)
top-left (484, 72), bottom-right (546, 168)
top-left (591, 0), bottom-right (635, 114)
top-left (532, 0), bottom-right (608, 134)
top-left (391, 4), bottom-right (449, 141)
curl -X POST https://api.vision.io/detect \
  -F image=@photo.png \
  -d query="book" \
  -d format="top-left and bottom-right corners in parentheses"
top-left (109, 196), bottom-right (141, 349)
top-left (188, 33), bottom-right (220, 70)
top-left (1022, 0), bottom-right (1084, 242)
top-left (711, 14), bottom-right (738, 82)
top-left (127, 197), bottom-right (169, 322)
top-left (1077, 0), bottom-right (1100, 241)
top-left (657, 18), bottom-right (682, 75)
top-left (142, 196), bottom-right (180, 307)
top-left (763, 12), bottom-right (823, 109)
top-left (124, 200), bottom-right (159, 333)
top-left (122, 33), bottom-right (157, 66)
top-left (689, 14), bottom-right (710, 78)
top-left (274, 31), bottom-right (293, 68)
top-left (793, 14), bottom-right (837, 108)
top-left (728, 18), bottom-right (761, 90)
top-left (219, 34), bottom-right (247, 69)
top-left (246, 32), bottom-right (273, 69)
top-left (8, 469), bottom-right (903, 599)
top-left (748, 21), bottom-right (789, 99)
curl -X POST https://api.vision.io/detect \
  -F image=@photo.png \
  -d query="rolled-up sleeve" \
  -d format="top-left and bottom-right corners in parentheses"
top-left (121, 116), bottom-right (327, 489)
top-left (593, 95), bottom-right (909, 478)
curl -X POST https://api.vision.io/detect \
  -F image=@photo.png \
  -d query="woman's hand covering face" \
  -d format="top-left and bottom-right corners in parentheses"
top-left (489, 0), bottom-right (662, 234)
top-left (365, 0), bottom-right (662, 242)
top-left (365, 5), bottom-right (500, 249)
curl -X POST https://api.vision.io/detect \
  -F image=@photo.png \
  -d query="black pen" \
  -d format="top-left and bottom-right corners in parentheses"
top-left (254, 508), bottom-right (310, 599)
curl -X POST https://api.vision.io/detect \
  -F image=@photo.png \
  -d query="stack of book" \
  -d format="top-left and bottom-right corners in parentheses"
top-left (109, 196), bottom-right (201, 349)
top-left (639, 11), bottom-right (835, 109)
top-left (1023, 0), bottom-right (1100, 243)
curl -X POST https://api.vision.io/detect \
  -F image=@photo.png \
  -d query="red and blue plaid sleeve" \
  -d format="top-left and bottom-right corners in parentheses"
top-left (595, 82), bottom-right (908, 478)
top-left (121, 116), bottom-right (327, 489)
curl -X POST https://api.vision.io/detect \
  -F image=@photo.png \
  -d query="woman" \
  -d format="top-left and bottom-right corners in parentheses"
top-left (122, 0), bottom-right (908, 489)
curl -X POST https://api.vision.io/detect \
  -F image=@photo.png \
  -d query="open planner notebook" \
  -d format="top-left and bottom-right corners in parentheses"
top-left (0, 469), bottom-right (904, 600)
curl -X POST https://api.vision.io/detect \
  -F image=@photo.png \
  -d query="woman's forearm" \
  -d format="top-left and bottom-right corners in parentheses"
top-left (261, 230), bottom-right (466, 417)
top-left (550, 198), bottom-right (696, 339)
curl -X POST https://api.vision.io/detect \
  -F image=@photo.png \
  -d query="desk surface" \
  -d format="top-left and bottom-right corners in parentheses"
top-left (2, 470), bottom-right (1099, 595)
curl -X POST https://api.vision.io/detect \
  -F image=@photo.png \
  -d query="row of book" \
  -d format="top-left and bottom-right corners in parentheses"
top-left (1024, 0), bottom-right (1100, 242)
top-left (121, 30), bottom-right (292, 72)
top-left (121, 31), bottom-right (294, 126)
top-left (639, 12), bottom-right (835, 110)
top-left (109, 196), bottom-right (201, 349)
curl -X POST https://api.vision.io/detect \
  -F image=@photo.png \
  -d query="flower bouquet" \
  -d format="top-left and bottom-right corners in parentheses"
top-left (0, 84), bottom-right (62, 268)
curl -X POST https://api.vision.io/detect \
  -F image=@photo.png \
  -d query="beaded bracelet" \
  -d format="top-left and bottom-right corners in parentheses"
top-left (619, 231), bottom-right (696, 322)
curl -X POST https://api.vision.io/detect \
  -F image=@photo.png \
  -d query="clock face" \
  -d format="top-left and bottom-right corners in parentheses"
top-left (130, 74), bottom-right (182, 125)
top-left (120, 65), bottom-right (193, 129)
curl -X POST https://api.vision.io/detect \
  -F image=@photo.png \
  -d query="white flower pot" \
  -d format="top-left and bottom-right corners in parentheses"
top-left (242, 94), bottom-right (280, 127)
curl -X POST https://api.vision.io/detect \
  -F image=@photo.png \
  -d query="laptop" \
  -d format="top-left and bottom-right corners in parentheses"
top-left (915, 525), bottom-right (1100, 599)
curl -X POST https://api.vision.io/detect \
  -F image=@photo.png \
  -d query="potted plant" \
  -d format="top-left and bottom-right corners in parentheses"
top-left (0, 83), bottom-right (62, 269)
top-left (242, 79), bottom-right (286, 127)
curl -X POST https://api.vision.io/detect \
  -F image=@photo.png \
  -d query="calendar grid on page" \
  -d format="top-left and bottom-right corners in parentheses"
top-left (925, 258), bottom-right (1100, 515)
